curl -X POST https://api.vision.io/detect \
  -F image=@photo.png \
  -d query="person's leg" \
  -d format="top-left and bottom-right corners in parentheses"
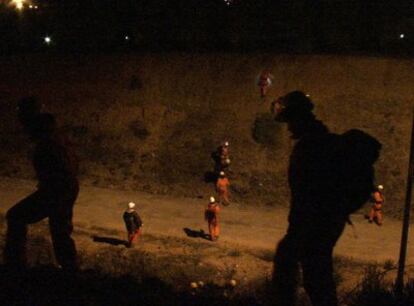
top-left (213, 220), bottom-right (220, 240)
top-left (260, 86), bottom-right (266, 98)
top-left (129, 228), bottom-right (142, 246)
top-left (217, 191), bottom-right (223, 205)
top-left (126, 231), bottom-right (132, 246)
top-left (127, 232), bottom-right (134, 247)
top-left (223, 190), bottom-right (230, 206)
top-left (49, 193), bottom-right (78, 271)
top-left (376, 210), bottom-right (383, 226)
top-left (368, 206), bottom-right (375, 223)
top-left (301, 247), bottom-right (338, 306)
top-left (272, 236), bottom-right (300, 306)
top-left (4, 191), bottom-right (49, 268)
top-left (208, 221), bottom-right (214, 240)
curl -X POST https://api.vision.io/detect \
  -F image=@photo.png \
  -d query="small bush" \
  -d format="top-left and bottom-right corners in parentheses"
top-left (62, 124), bottom-right (89, 139)
top-left (228, 249), bottom-right (242, 257)
top-left (254, 250), bottom-right (274, 262)
top-left (252, 113), bottom-right (282, 146)
top-left (383, 259), bottom-right (396, 271)
top-left (344, 265), bottom-right (414, 306)
top-left (129, 119), bottom-right (150, 140)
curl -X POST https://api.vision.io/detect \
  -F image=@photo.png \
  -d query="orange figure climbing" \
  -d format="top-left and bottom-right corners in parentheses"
top-left (204, 196), bottom-right (220, 241)
top-left (216, 171), bottom-right (230, 206)
top-left (257, 70), bottom-right (273, 99)
top-left (369, 185), bottom-right (384, 226)
top-left (213, 141), bottom-right (231, 174)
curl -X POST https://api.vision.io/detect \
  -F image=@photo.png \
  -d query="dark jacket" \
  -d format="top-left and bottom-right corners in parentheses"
top-left (123, 210), bottom-right (143, 233)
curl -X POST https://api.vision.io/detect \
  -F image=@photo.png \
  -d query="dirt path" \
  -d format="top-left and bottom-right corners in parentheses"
top-left (0, 177), bottom-right (412, 266)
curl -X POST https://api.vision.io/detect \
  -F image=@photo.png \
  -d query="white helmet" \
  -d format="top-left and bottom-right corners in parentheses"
top-left (219, 171), bottom-right (225, 176)
top-left (128, 202), bottom-right (136, 209)
top-left (224, 141), bottom-right (229, 147)
top-left (378, 185), bottom-right (384, 190)
top-left (209, 196), bottom-right (215, 203)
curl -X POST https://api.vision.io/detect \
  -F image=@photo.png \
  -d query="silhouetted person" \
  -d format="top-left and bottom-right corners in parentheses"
top-left (271, 91), bottom-right (381, 306)
top-left (4, 110), bottom-right (79, 272)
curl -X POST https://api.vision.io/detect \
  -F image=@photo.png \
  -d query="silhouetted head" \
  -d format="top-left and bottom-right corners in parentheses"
top-left (273, 91), bottom-right (314, 123)
top-left (219, 171), bottom-right (225, 178)
top-left (272, 91), bottom-right (319, 139)
top-left (17, 96), bottom-right (42, 130)
top-left (209, 196), bottom-right (216, 204)
top-left (28, 113), bottom-right (56, 140)
top-left (128, 202), bottom-right (136, 210)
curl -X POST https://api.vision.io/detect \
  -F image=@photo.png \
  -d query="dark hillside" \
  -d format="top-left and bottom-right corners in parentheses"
top-left (0, 54), bottom-right (411, 215)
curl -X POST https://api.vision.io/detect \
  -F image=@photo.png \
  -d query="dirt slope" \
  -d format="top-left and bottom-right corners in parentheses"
top-left (0, 54), bottom-right (412, 214)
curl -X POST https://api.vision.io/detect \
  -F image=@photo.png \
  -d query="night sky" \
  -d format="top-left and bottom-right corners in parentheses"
top-left (0, 0), bottom-right (413, 54)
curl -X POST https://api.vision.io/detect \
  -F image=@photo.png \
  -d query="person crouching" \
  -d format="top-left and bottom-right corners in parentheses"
top-left (123, 202), bottom-right (143, 248)
top-left (205, 196), bottom-right (220, 241)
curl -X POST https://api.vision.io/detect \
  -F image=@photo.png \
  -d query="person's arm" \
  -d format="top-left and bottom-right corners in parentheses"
top-left (204, 208), bottom-right (209, 221)
top-left (133, 211), bottom-right (143, 227)
top-left (215, 205), bottom-right (220, 214)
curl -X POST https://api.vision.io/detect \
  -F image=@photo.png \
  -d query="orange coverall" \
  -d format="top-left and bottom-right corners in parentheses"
top-left (369, 191), bottom-right (384, 225)
top-left (205, 203), bottom-right (220, 241)
top-left (220, 146), bottom-right (230, 168)
top-left (216, 177), bottom-right (230, 206)
top-left (258, 72), bottom-right (272, 98)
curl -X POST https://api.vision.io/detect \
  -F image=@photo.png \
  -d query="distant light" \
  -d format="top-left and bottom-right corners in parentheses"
top-left (306, 94), bottom-right (311, 98)
top-left (224, 0), bottom-right (233, 6)
top-left (34, 5), bottom-right (38, 9)
top-left (400, 33), bottom-right (405, 39)
top-left (125, 35), bottom-right (130, 41)
top-left (29, 4), bottom-right (33, 9)
top-left (44, 36), bottom-right (52, 45)
top-left (11, 0), bottom-right (26, 10)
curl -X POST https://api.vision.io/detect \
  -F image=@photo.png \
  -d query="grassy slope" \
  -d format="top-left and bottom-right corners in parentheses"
top-left (0, 54), bottom-right (412, 215)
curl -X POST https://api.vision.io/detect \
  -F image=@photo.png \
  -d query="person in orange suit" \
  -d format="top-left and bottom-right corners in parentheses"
top-left (369, 185), bottom-right (384, 226)
top-left (216, 171), bottom-right (230, 206)
top-left (220, 141), bottom-right (230, 161)
top-left (204, 196), bottom-right (220, 241)
top-left (257, 70), bottom-right (273, 98)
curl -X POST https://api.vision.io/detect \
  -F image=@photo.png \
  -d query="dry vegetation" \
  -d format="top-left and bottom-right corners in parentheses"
top-left (0, 54), bottom-right (412, 216)
top-left (0, 213), bottom-right (413, 306)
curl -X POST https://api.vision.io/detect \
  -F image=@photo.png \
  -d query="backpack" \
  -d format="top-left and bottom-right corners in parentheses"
top-left (337, 129), bottom-right (382, 215)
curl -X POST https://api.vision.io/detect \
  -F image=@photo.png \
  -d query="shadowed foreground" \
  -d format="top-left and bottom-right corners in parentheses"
top-left (0, 264), bottom-right (414, 306)
top-left (0, 265), bottom-right (266, 306)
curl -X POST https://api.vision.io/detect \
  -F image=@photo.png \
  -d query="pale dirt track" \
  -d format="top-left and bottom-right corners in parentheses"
top-left (0, 177), bottom-right (412, 266)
